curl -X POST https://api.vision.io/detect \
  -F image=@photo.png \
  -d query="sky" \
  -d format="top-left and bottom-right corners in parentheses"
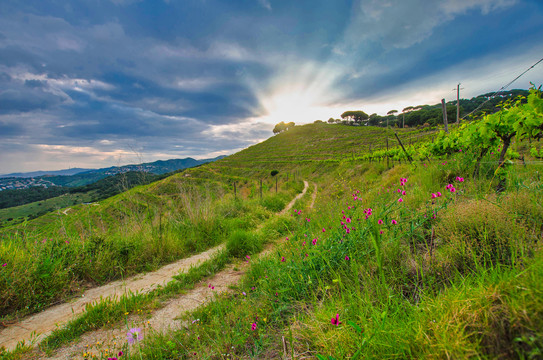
top-left (1, 0), bottom-right (543, 174)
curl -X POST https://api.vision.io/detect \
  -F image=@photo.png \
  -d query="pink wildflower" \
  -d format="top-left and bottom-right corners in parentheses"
top-left (251, 323), bottom-right (257, 331)
top-left (391, 219), bottom-right (397, 225)
top-left (398, 198), bottom-right (403, 203)
top-left (378, 219), bottom-right (383, 225)
top-left (312, 238), bottom-right (317, 245)
top-left (331, 313), bottom-right (341, 326)
top-left (431, 193), bottom-right (437, 199)
top-left (281, 257), bottom-right (285, 262)
top-left (345, 256), bottom-right (350, 260)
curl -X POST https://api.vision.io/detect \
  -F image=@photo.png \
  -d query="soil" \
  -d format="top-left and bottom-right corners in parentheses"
top-left (0, 181), bottom-right (311, 359)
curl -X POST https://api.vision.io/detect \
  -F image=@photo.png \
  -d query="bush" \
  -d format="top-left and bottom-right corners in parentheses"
top-left (436, 199), bottom-right (533, 267)
top-left (226, 230), bottom-right (262, 258)
top-left (260, 195), bottom-right (286, 212)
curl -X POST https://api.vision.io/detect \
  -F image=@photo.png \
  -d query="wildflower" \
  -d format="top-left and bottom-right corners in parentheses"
top-left (127, 328), bottom-right (143, 344)
top-left (345, 255), bottom-right (350, 260)
top-left (446, 184), bottom-right (452, 189)
top-left (1, 263), bottom-right (6, 267)
top-left (242, 292), bottom-right (247, 296)
top-left (118, 351), bottom-right (124, 356)
top-left (251, 322), bottom-right (257, 331)
top-left (322, 228), bottom-right (326, 232)
top-left (398, 198), bottom-right (403, 203)
top-left (312, 238), bottom-right (317, 245)
top-left (380, 230), bottom-right (384, 234)
top-left (306, 218), bottom-right (311, 222)
top-left (450, 187), bottom-right (456, 193)
top-left (456, 177), bottom-right (464, 182)
top-left (437, 192), bottom-right (442, 197)
top-left (246, 255), bottom-right (251, 260)
top-left (286, 237), bottom-right (289, 241)
top-left (346, 217), bottom-right (351, 223)
top-left (346, 228), bottom-right (350, 234)
top-left (281, 257), bottom-right (285, 262)
top-left (402, 190), bottom-right (406, 195)
top-left (331, 313), bottom-right (341, 326)
top-left (431, 193), bottom-right (437, 199)
top-left (391, 219), bottom-right (397, 225)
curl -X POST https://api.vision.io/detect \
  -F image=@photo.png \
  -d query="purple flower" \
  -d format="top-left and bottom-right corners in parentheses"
top-left (398, 198), bottom-right (403, 203)
top-left (281, 257), bottom-right (285, 262)
top-left (331, 313), bottom-right (341, 326)
top-left (391, 219), bottom-right (397, 225)
top-left (431, 193), bottom-right (437, 199)
top-left (312, 238), bottom-right (317, 245)
top-left (322, 228), bottom-right (326, 232)
top-left (127, 327), bottom-right (143, 344)
top-left (1, 263), bottom-right (6, 267)
top-left (251, 322), bottom-right (257, 331)
top-left (345, 255), bottom-right (350, 261)
top-left (378, 219), bottom-right (383, 225)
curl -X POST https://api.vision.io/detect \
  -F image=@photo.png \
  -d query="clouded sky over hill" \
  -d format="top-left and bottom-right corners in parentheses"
top-left (1, 0), bottom-right (542, 173)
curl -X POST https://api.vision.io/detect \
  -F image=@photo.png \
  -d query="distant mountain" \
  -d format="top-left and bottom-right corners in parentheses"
top-left (0, 156), bottom-right (227, 190)
top-left (0, 168), bottom-right (92, 178)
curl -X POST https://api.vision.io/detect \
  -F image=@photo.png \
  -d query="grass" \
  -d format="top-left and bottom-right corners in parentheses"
top-left (1, 122), bottom-right (542, 359)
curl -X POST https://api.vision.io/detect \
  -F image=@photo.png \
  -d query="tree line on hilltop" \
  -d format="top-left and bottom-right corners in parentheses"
top-left (274, 89), bottom-right (530, 133)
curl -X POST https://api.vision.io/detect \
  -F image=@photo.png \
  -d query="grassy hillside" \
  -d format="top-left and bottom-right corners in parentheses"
top-left (1, 120), bottom-right (542, 359)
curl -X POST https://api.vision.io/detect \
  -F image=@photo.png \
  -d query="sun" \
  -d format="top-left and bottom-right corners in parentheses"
top-left (257, 88), bottom-right (340, 126)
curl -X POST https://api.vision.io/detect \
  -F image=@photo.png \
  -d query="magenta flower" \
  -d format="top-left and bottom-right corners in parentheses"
top-left (322, 228), bottom-right (326, 232)
top-left (251, 322), bottom-right (257, 331)
top-left (306, 218), bottom-right (311, 222)
top-left (312, 238), bottom-right (317, 245)
top-left (437, 192), bottom-right (442, 197)
top-left (380, 230), bottom-right (384, 234)
top-left (281, 257), bottom-right (285, 262)
top-left (450, 187), bottom-right (456, 193)
top-left (378, 219), bottom-right (383, 225)
top-left (127, 327), bottom-right (143, 344)
top-left (345, 255), bottom-right (350, 260)
top-left (246, 255), bottom-right (251, 260)
top-left (346, 217), bottom-right (351, 223)
top-left (431, 193), bottom-right (437, 199)
top-left (456, 177), bottom-right (464, 182)
top-left (1, 263), bottom-right (6, 267)
top-left (398, 198), bottom-right (403, 203)
top-left (286, 237), bottom-right (289, 241)
top-left (346, 228), bottom-right (350, 234)
top-left (391, 219), bottom-right (397, 225)
top-left (331, 313), bottom-right (341, 326)
top-left (402, 190), bottom-right (406, 195)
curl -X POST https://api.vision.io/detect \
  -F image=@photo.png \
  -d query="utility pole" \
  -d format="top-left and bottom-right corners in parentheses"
top-left (453, 83), bottom-right (464, 124)
top-left (441, 98), bottom-right (449, 133)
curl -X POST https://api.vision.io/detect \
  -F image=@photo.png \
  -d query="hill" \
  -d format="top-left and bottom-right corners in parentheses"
top-left (0, 96), bottom-right (542, 359)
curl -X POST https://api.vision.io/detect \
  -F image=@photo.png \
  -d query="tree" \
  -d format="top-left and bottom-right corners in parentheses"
top-left (272, 121), bottom-right (295, 134)
top-left (340, 110), bottom-right (369, 125)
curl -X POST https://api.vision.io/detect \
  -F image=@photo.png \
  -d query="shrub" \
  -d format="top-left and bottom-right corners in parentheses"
top-left (436, 199), bottom-right (533, 267)
top-left (226, 230), bottom-right (262, 258)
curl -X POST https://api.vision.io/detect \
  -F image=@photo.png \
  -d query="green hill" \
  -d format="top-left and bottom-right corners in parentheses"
top-left (1, 108), bottom-right (542, 359)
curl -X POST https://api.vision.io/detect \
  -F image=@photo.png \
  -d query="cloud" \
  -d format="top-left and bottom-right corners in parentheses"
top-left (258, 0), bottom-right (272, 11)
top-left (342, 0), bottom-right (518, 50)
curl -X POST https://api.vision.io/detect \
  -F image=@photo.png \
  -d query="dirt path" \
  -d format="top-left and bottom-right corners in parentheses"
top-left (0, 181), bottom-right (310, 354)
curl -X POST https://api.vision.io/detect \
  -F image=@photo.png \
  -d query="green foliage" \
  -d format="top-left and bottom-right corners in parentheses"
top-left (226, 229), bottom-right (263, 258)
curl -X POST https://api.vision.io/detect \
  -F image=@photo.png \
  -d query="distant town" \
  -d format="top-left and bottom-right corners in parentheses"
top-left (0, 177), bottom-right (58, 191)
